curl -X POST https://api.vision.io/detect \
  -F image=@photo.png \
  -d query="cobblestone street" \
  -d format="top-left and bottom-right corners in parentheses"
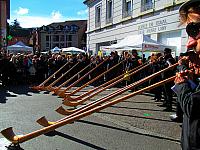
top-left (0, 85), bottom-right (181, 150)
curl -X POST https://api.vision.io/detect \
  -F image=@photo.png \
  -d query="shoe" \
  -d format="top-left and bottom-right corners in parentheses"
top-left (170, 114), bottom-right (183, 123)
top-left (170, 114), bottom-right (177, 119)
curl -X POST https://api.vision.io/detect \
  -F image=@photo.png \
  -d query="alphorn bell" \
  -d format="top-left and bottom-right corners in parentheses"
top-left (30, 61), bottom-right (70, 91)
top-left (44, 62), bottom-right (80, 91)
top-left (62, 62), bottom-right (150, 107)
top-left (56, 58), bottom-right (108, 98)
top-left (1, 75), bottom-right (175, 144)
top-left (64, 59), bottom-right (125, 98)
top-left (64, 62), bottom-right (148, 101)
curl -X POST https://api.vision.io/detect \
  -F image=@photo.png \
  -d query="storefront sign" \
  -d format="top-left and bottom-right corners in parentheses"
top-left (138, 19), bottom-right (167, 34)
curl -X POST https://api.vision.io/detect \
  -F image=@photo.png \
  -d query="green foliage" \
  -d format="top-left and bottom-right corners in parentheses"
top-left (9, 19), bottom-right (22, 30)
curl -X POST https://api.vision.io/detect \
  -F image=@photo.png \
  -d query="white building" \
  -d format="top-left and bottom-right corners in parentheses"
top-left (83, 0), bottom-right (188, 56)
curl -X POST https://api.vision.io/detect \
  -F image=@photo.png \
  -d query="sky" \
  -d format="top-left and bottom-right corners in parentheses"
top-left (9, 0), bottom-right (88, 28)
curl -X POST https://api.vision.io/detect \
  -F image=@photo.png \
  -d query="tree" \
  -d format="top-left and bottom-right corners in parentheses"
top-left (10, 19), bottom-right (22, 30)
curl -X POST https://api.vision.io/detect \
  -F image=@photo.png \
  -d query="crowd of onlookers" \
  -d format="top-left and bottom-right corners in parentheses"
top-left (0, 50), bottom-right (145, 87)
top-left (0, 49), bottom-right (179, 113)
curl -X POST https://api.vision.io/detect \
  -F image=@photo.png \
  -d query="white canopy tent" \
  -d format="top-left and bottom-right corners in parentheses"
top-left (7, 41), bottom-right (33, 54)
top-left (103, 34), bottom-right (176, 52)
top-left (51, 46), bottom-right (61, 53)
top-left (62, 47), bottom-right (86, 54)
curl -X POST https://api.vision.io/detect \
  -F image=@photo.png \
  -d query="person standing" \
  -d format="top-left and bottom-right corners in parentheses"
top-left (175, 0), bottom-right (200, 149)
top-left (158, 48), bottom-right (176, 111)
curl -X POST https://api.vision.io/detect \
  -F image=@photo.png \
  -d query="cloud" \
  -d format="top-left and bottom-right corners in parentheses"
top-left (15, 7), bottom-right (29, 15)
top-left (9, 16), bottom-right (55, 28)
top-left (77, 9), bottom-right (88, 16)
top-left (10, 10), bottom-right (88, 28)
top-left (51, 10), bottom-right (62, 20)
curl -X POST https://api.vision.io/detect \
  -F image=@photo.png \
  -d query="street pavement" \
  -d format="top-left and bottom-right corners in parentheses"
top-left (0, 85), bottom-right (181, 150)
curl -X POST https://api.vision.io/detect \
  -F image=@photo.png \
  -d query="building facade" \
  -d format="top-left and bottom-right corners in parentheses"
top-left (84, 0), bottom-right (188, 56)
top-left (39, 20), bottom-right (87, 51)
top-left (8, 28), bottom-right (32, 46)
top-left (0, 0), bottom-right (10, 50)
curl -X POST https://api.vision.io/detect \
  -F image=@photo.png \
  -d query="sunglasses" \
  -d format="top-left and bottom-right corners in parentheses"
top-left (186, 22), bottom-right (200, 39)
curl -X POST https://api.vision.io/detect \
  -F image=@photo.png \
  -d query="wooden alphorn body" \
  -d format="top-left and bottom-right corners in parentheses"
top-left (55, 58), bottom-right (108, 97)
top-left (30, 61), bottom-right (70, 91)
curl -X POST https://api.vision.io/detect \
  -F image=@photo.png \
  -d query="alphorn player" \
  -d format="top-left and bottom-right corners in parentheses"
top-left (175, 0), bottom-right (200, 149)
top-left (159, 48), bottom-right (176, 111)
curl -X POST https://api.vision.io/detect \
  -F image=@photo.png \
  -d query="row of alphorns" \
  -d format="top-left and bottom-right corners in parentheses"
top-left (0, 58), bottom-right (178, 145)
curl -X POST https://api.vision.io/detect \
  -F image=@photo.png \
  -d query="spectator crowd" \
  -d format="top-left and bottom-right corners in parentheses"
top-left (0, 48), bottom-right (180, 113)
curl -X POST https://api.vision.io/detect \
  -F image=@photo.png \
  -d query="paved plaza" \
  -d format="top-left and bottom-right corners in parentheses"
top-left (0, 85), bottom-right (181, 150)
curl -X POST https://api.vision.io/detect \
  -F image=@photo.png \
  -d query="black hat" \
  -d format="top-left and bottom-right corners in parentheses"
top-left (180, 52), bottom-right (188, 56)
top-left (179, 0), bottom-right (200, 13)
top-left (164, 48), bottom-right (172, 53)
top-left (110, 51), bottom-right (115, 55)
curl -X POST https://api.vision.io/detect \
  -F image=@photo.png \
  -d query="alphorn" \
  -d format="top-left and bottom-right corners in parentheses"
top-left (1, 75), bottom-right (175, 144)
top-left (37, 64), bottom-right (151, 126)
top-left (62, 62), bottom-right (150, 107)
top-left (56, 58), bottom-right (109, 98)
top-left (52, 62), bottom-right (93, 94)
top-left (64, 62), bottom-right (148, 101)
top-left (30, 61), bottom-right (70, 91)
top-left (62, 62), bottom-right (178, 107)
top-left (37, 66), bottom-right (174, 126)
top-left (44, 62), bottom-right (80, 91)
top-left (64, 60), bottom-right (125, 97)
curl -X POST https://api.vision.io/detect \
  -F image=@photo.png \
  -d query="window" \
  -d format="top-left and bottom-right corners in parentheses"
top-left (53, 44), bottom-right (58, 48)
top-left (60, 35), bottom-right (64, 41)
top-left (70, 25), bottom-right (79, 32)
top-left (67, 42), bottom-right (72, 47)
top-left (95, 4), bottom-right (101, 28)
top-left (48, 26), bottom-right (55, 33)
top-left (46, 36), bottom-right (49, 41)
top-left (46, 43), bottom-right (49, 48)
top-left (64, 25), bottom-right (70, 32)
top-left (66, 35), bottom-right (72, 41)
top-left (106, 0), bottom-right (113, 24)
top-left (56, 25), bottom-right (64, 31)
top-left (66, 35), bottom-right (72, 42)
top-left (53, 35), bottom-right (59, 42)
top-left (123, 0), bottom-right (132, 18)
top-left (141, 0), bottom-right (153, 12)
top-left (60, 43), bottom-right (64, 48)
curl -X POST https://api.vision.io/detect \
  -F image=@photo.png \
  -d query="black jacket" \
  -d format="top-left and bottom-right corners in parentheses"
top-left (176, 82), bottom-right (200, 150)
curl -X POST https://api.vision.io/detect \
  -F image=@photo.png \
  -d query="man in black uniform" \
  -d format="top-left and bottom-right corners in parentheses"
top-left (159, 48), bottom-right (176, 111)
top-left (174, 0), bottom-right (200, 149)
